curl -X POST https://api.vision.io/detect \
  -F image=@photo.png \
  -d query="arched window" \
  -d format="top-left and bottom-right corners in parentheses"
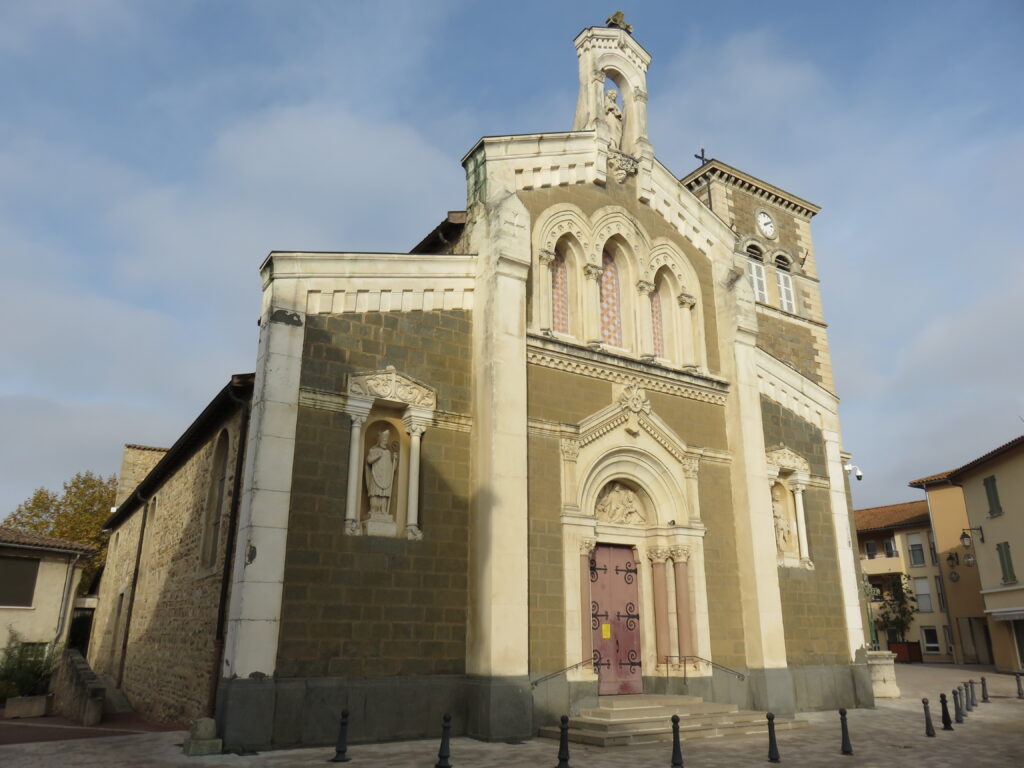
top-left (551, 250), bottom-right (569, 334)
top-left (746, 245), bottom-right (767, 303)
top-left (600, 250), bottom-right (623, 347)
top-left (202, 430), bottom-right (230, 569)
top-left (775, 256), bottom-right (795, 313)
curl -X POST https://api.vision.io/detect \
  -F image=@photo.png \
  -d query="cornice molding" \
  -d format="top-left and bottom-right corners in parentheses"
top-left (681, 160), bottom-right (820, 220)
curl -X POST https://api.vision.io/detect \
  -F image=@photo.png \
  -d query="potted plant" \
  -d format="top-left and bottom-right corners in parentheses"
top-left (874, 575), bottom-right (921, 662)
top-left (1, 632), bottom-right (55, 718)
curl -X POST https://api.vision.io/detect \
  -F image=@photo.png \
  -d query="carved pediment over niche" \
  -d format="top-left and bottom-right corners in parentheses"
top-left (765, 444), bottom-right (810, 474)
top-left (347, 366), bottom-right (436, 409)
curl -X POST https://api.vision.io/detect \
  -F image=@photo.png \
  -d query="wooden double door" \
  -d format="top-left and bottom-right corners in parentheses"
top-left (590, 544), bottom-right (643, 694)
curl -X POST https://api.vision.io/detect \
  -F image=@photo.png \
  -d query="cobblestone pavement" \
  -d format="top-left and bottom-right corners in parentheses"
top-left (1, 665), bottom-right (1020, 767)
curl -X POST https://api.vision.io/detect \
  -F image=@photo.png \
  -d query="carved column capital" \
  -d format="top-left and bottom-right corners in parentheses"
top-left (560, 439), bottom-right (580, 461)
top-left (633, 88), bottom-right (649, 103)
top-left (791, 482), bottom-right (807, 494)
top-left (677, 292), bottom-right (697, 308)
top-left (636, 279), bottom-right (655, 295)
top-left (583, 263), bottom-right (604, 281)
top-left (349, 414), bottom-right (366, 428)
top-left (592, 69), bottom-right (606, 84)
top-left (538, 249), bottom-right (557, 267)
top-left (406, 423), bottom-right (426, 439)
top-left (681, 456), bottom-right (700, 479)
top-left (646, 547), bottom-right (671, 564)
top-left (579, 538), bottom-right (596, 555)
top-left (670, 545), bottom-right (691, 563)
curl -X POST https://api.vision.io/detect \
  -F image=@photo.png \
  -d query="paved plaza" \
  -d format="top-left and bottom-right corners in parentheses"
top-left (1, 664), bottom-right (1021, 767)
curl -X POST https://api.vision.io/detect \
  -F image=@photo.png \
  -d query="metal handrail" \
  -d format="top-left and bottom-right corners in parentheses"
top-left (676, 655), bottom-right (746, 681)
top-left (531, 657), bottom-right (593, 688)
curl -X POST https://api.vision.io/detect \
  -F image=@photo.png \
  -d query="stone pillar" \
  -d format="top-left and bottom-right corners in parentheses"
top-left (792, 479), bottom-right (810, 563)
top-left (579, 539), bottom-right (595, 668)
top-left (681, 456), bottom-right (701, 523)
top-left (403, 422), bottom-right (426, 540)
top-left (342, 396), bottom-right (373, 536)
top-left (636, 280), bottom-right (656, 359)
top-left (677, 292), bottom-right (696, 365)
top-left (671, 546), bottom-right (693, 660)
top-left (648, 548), bottom-right (671, 666)
top-left (583, 263), bottom-right (604, 346)
top-left (538, 249), bottom-right (556, 333)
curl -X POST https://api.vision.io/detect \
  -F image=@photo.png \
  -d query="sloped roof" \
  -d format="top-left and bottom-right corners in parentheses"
top-left (854, 500), bottom-right (930, 533)
top-left (0, 526), bottom-right (96, 555)
top-left (909, 433), bottom-right (1024, 488)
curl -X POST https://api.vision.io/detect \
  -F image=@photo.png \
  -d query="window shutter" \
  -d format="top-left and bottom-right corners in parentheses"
top-left (984, 476), bottom-right (1002, 516)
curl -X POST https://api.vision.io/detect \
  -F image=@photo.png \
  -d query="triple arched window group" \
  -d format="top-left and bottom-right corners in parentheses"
top-left (535, 222), bottom-right (706, 369)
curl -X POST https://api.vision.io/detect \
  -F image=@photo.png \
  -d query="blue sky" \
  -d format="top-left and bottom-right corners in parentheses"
top-left (1, 1), bottom-right (1022, 513)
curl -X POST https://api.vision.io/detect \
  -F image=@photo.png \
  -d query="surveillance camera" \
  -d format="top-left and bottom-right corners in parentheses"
top-left (855, 469), bottom-right (863, 481)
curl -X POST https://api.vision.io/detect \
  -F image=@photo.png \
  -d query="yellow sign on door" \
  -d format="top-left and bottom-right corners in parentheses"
top-left (601, 623), bottom-right (611, 639)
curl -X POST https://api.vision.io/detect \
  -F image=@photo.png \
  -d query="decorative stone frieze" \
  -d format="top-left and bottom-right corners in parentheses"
top-left (347, 367), bottom-right (436, 409)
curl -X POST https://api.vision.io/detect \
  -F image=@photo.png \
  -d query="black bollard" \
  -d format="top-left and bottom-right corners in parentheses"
top-left (981, 676), bottom-right (990, 703)
top-left (940, 693), bottom-right (953, 731)
top-left (952, 689), bottom-right (963, 724)
top-left (963, 683), bottom-right (972, 713)
top-left (767, 712), bottom-right (780, 763)
top-left (969, 679), bottom-right (978, 709)
top-left (435, 713), bottom-right (452, 768)
top-left (330, 709), bottom-right (352, 763)
top-left (1017, 673), bottom-right (1024, 699)
top-left (671, 714), bottom-right (684, 767)
top-left (922, 698), bottom-right (936, 738)
top-left (839, 708), bottom-right (853, 756)
top-left (555, 715), bottom-right (570, 768)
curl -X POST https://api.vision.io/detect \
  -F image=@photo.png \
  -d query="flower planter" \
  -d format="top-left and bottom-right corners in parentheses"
top-left (3, 693), bottom-right (51, 718)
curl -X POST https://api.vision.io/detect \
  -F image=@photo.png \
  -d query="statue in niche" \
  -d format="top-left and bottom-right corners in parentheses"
top-left (771, 483), bottom-right (798, 557)
top-left (604, 89), bottom-right (623, 151)
top-left (365, 428), bottom-right (399, 519)
top-left (596, 482), bottom-right (645, 524)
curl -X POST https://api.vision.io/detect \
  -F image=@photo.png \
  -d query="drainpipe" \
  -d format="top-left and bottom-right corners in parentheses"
top-left (52, 552), bottom-right (81, 653)
top-left (209, 390), bottom-right (251, 716)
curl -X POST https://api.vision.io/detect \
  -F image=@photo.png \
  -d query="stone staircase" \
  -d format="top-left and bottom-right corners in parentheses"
top-left (97, 675), bottom-right (134, 714)
top-left (538, 694), bottom-right (807, 747)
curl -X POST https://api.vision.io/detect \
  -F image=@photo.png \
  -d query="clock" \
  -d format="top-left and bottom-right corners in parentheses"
top-left (756, 211), bottom-right (776, 238)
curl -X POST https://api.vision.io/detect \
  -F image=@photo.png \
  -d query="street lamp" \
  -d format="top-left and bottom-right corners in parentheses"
top-left (960, 527), bottom-right (984, 548)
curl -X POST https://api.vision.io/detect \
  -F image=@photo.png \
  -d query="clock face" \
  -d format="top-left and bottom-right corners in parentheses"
top-left (756, 211), bottom-right (776, 238)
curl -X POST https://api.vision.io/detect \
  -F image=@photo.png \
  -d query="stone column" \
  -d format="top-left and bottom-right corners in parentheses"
top-left (583, 263), bottom-right (604, 346)
top-left (636, 280), bottom-right (656, 359)
top-left (677, 292), bottom-right (696, 365)
top-left (648, 548), bottom-right (671, 666)
top-left (538, 249), bottom-right (556, 333)
top-left (682, 456), bottom-right (701, 523)
top-left (792, 480), bottom-right (810, 563)
top-left (342, 396), bottom-right (374, 535)
top-left (579, 539), bottom-right (596, 668)
top-left (403, 422), bottom-right (427, 540)
top-left (670, 546), bottom-right (693, 660)
top-left (825, 430), bottom-right (866, 658)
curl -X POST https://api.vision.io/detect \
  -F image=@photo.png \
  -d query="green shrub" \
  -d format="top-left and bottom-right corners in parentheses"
top-left (0, 632), bottom-right (54, 698)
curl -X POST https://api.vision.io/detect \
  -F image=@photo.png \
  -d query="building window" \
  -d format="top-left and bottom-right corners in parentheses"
top-left (928, 531), bottom-right (938, 565)
top-left (997, 542), bottom-right (1017, 584)
top-left (884, 538), bottom-right (897, 558)
top-left (746, 247), bottom-right (767, 303)
top-left (935, 575), bottom-right (947, 612)
top-left (550, 250), bottom-right (569, 334)
top-left (907, 533), bottom-right (926, 567)
top-left (0, 556), bottom-right (40, 607)
top-left (775, 257), bottom-right (795, 313)
top-left (865, 540), bottom-right (877, 559)
top-left (984, 475), bottom-right (1003, 516)
top-left (943, 625), bottom-right (954, 654)
top-left (914, 576), bottom-right (933, 612)
top-left (599, 250), bottom-right (623, 347)
top-left (202, 430), bottom-right (231, 570)
top-left (921, 626), bottom-right (940, 653)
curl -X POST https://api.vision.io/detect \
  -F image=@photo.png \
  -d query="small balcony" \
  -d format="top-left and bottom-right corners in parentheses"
top-left (860, 551), bottom-right (904, 576)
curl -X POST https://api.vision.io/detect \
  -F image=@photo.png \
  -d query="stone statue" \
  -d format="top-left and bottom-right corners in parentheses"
top-left (604, 89), bottom-right (623, 151)
top-left (606, 11), bottom-right (633, 34)
top-left (771, 485), bottom-right (793, 554)
top-left (596, 482), bottom-right (645, 524)
top-left (365, 428), bottom-right (398, 519)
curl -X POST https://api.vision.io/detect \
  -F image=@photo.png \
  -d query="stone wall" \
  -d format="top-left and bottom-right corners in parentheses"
top-left (276, 310), bottom-right (472, 679)
top-left (761, 396), bottom-right (849, 667)
top-left (756, 313), bottom-right (824, 387)
top-left (114, 445), bottom-right (167, 506)
top-left (89, 411), bottom-right (245, 725)
top-left (526, 435), bottom-right (564, 674)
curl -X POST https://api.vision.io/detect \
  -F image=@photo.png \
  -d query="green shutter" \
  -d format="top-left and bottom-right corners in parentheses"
top-left (984, 475), bottom-right (1003, 516)
top-left (997, 542), bottom-right (1017, 584)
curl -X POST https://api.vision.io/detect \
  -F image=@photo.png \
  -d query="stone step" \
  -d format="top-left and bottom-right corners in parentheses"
top-left (539, 716), bottom-right (808, 747)
top-left (595, 694), bottom-right (703, 709)
top-left (97, 675), bottom-right (133, 714)
top-left (569, 710), bottom-right (766, 734)
top-left (579, 701), bottom-right (739, 720)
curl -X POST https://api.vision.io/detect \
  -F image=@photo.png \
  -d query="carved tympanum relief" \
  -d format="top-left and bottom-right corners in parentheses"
top-left (595, 481), bottom-right (646, 524)
top-left (348, 365), bottom-right (436, 408)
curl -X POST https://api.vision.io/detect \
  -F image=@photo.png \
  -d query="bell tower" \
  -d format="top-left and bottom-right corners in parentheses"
top-left (572, 12), bottom-right (653, 161)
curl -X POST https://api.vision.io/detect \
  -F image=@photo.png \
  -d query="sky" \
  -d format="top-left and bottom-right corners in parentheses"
top-left (1, 0), bottom-right (1022, 514)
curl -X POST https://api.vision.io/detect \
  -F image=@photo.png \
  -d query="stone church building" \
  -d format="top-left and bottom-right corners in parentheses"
top-left (88, 17), bottom-right (871, 751)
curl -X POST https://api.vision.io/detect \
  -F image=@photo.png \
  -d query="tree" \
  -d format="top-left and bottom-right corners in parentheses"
top-left (875, 573), bottom-right (919, 643)
top-left (3, 471), bottom-right (117, 593)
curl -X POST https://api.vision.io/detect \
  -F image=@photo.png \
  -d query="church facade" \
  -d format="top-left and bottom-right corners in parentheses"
top-left (91, 18), bottom-right (871, 751)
